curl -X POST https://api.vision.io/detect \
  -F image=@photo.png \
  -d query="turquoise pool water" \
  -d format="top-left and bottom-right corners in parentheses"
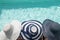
top-left (0, 6), bottom-right (60, 31)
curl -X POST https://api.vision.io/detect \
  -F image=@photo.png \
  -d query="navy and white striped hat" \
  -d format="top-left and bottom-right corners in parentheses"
top-left (20, 20), bottom-right (43, 40)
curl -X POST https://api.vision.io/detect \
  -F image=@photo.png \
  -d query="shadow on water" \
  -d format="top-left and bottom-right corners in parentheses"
top-left (0, 0), bottom-right (60, 16)
top-left (0, 0), bottom-right (60, 9)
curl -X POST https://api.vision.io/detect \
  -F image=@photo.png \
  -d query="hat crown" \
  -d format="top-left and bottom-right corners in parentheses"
top-left (20, 20), bottom-right (43, 40)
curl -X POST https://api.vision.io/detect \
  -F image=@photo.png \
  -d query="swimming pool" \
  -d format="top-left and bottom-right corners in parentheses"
top-left (0, 6), bottom-right (60, 31)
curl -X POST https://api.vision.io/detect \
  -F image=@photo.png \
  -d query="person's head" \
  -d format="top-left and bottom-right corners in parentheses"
top-left (17, 20), bottom-right (43, 40)
top-left (3, 20), bottom-right (22, 40)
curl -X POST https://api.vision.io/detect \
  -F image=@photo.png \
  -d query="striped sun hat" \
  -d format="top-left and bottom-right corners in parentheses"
top-left (20, 20), bottom-right (43, 40)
